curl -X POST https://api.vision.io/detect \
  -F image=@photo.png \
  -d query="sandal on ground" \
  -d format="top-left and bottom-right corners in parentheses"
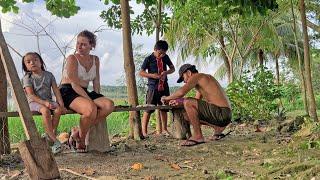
top-left (67, 132), bottom-right (87, 153)
top-left (180, 139), bottom-right (205, 147)
top-left (51, 141), bottom-right (63, 154)
top-left (74, 142), bottom-right (87, 153)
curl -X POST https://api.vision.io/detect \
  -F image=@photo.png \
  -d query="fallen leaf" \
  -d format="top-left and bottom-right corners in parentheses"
top-left (132, 163), bottom-right (143, 170)
top-left (81, 167), bottom-right (95, 176)
top-left (170, 163), bottom-right (181, 170)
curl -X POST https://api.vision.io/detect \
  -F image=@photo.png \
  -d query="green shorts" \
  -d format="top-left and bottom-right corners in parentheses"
top-left (197, 99), bottom-right (231, 127)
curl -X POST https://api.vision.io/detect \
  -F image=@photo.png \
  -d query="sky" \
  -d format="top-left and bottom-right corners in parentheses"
top-left (0, 0), bottom-right (225, 87)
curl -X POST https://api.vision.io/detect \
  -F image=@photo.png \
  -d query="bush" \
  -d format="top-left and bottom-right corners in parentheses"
top-left (227, 67), bottom-right (281, 122)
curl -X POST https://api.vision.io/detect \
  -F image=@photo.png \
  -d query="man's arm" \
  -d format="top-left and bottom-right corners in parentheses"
top-left (162, 74), bottom-right (201, 102)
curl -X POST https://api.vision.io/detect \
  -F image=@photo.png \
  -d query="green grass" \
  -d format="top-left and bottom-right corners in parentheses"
top-left (8, 112), bottom-right (130, 144)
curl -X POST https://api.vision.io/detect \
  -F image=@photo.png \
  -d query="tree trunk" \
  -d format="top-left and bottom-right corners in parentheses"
top-left (258, 49), bottom-right (264, 68)
top-left (291, 0), bottom-right (309, 116)
top-left (0, 48), bottom-right (10, 154)
top-left (120, 0), bottom-right (143, 139)
top-left (155, 0), bottom-right (162, 42)
top-left (219, 35), bottom-right (232, 83)
top-left (275, 54), bottom-right (280, 85)
top-left (155, 0), bottom-right (163, 133)
top-left (299, 0), bottom-right (318, 121)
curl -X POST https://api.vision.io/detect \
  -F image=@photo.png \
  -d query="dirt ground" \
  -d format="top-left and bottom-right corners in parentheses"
top-left (1, 121), bottom-right (320, 179)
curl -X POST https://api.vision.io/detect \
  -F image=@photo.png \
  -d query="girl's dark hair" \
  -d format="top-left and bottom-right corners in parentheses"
top-left (77, 30), bottom-right (97, 48)
top-left (22, 52), bottom-right (46, 75)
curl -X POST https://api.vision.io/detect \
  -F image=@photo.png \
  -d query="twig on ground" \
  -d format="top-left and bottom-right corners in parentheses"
top-left (59, 168), bottom-right (97, 180)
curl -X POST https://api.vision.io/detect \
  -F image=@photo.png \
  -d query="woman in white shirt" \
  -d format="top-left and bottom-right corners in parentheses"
top-left (60, 30), bottom-right (114, 152)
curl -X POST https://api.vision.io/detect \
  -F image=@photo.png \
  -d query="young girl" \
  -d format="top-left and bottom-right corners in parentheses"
top-left (22, 52), bottom-right (66, 154)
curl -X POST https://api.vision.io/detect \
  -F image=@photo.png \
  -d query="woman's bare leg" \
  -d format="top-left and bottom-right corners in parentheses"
top-left (93, 97), bottom-right (114, 124)
top-left (69, 97), bottom-right (97, 146)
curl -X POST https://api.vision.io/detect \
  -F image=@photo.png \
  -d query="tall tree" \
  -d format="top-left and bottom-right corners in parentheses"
top-left (291, 0), bottom-right (309, 115)
top-left (120, 0), bottom-right (143, 139)
top-left (299, 0), bottom-right (318, 121)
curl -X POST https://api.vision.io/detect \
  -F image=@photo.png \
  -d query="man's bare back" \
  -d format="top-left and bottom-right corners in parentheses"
top-left (194, 73), bottom-right (231, 108)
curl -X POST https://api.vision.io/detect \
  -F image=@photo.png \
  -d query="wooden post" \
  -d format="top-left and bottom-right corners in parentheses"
top-left (0, 20), bottom-right (60, 179)
top-left (0, 52), bottom-right (10, 154)
top-left (86, 121), bottom-right (110, 152)
top-left (156, 110), bottom-right (162, 134)
top-left (171, 109), bottom-right (191, 139)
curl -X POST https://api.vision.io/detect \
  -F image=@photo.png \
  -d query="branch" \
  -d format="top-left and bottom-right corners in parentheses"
top-left (7, 43), bottom-right (22, 57)
top-left (59, 168), bottom-right (97, 180)
top-left (203, 29), bottom-right (231, 61)
top-left (306, 19), bottom-right (320, 33)
top-left (25, 14), bottom-right (66, 60)
top-left (0, 17), bottom-right (35, 35)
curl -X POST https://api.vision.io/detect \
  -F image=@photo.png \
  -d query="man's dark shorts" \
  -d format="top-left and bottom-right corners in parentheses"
top-left (197, 99), bottom-right (231, 127)
top-left (59, 84), bottom-right (104, 109)
top-left (145, 86), bottom-right (170, 114)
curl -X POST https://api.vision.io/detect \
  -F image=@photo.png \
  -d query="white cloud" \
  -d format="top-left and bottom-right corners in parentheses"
top-left (3, 0), bottom-right (223, 87)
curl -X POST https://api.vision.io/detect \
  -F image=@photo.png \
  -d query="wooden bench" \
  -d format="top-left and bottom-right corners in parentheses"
top-left (0, 105), bottom-right (190, 152)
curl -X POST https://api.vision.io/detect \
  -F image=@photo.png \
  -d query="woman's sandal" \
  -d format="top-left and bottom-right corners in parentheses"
top-left (75, 141), bottom-right (87, 153)
top-left (67, 131), bottom-right (87, 153)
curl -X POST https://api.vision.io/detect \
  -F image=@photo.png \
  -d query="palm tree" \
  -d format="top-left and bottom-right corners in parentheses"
top-left (299, 0), bottom-right (318, 121)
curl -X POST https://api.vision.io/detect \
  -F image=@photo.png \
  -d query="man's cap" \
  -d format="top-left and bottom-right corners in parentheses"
top-left (177, 64), bottom-right (196, 83)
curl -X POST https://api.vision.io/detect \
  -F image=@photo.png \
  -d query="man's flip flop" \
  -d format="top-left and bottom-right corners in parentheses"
top-left (210, 134), bottom-right (226, 141)
top-left (180, 139), bottom-right (205, 147)
top-left (210, 130), bottom-right (232, 141)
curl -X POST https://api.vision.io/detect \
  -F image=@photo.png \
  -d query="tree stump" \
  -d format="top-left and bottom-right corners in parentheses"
top-left (18, 138), bottom-right (60, 179)
top-left (86, 120), bottom-right (110, 152)
top-left (171, 108), bottom-right (191, 139)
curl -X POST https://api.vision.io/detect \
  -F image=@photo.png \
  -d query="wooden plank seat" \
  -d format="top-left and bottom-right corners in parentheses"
top-left (0, 105), bottom-right (190, 152)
